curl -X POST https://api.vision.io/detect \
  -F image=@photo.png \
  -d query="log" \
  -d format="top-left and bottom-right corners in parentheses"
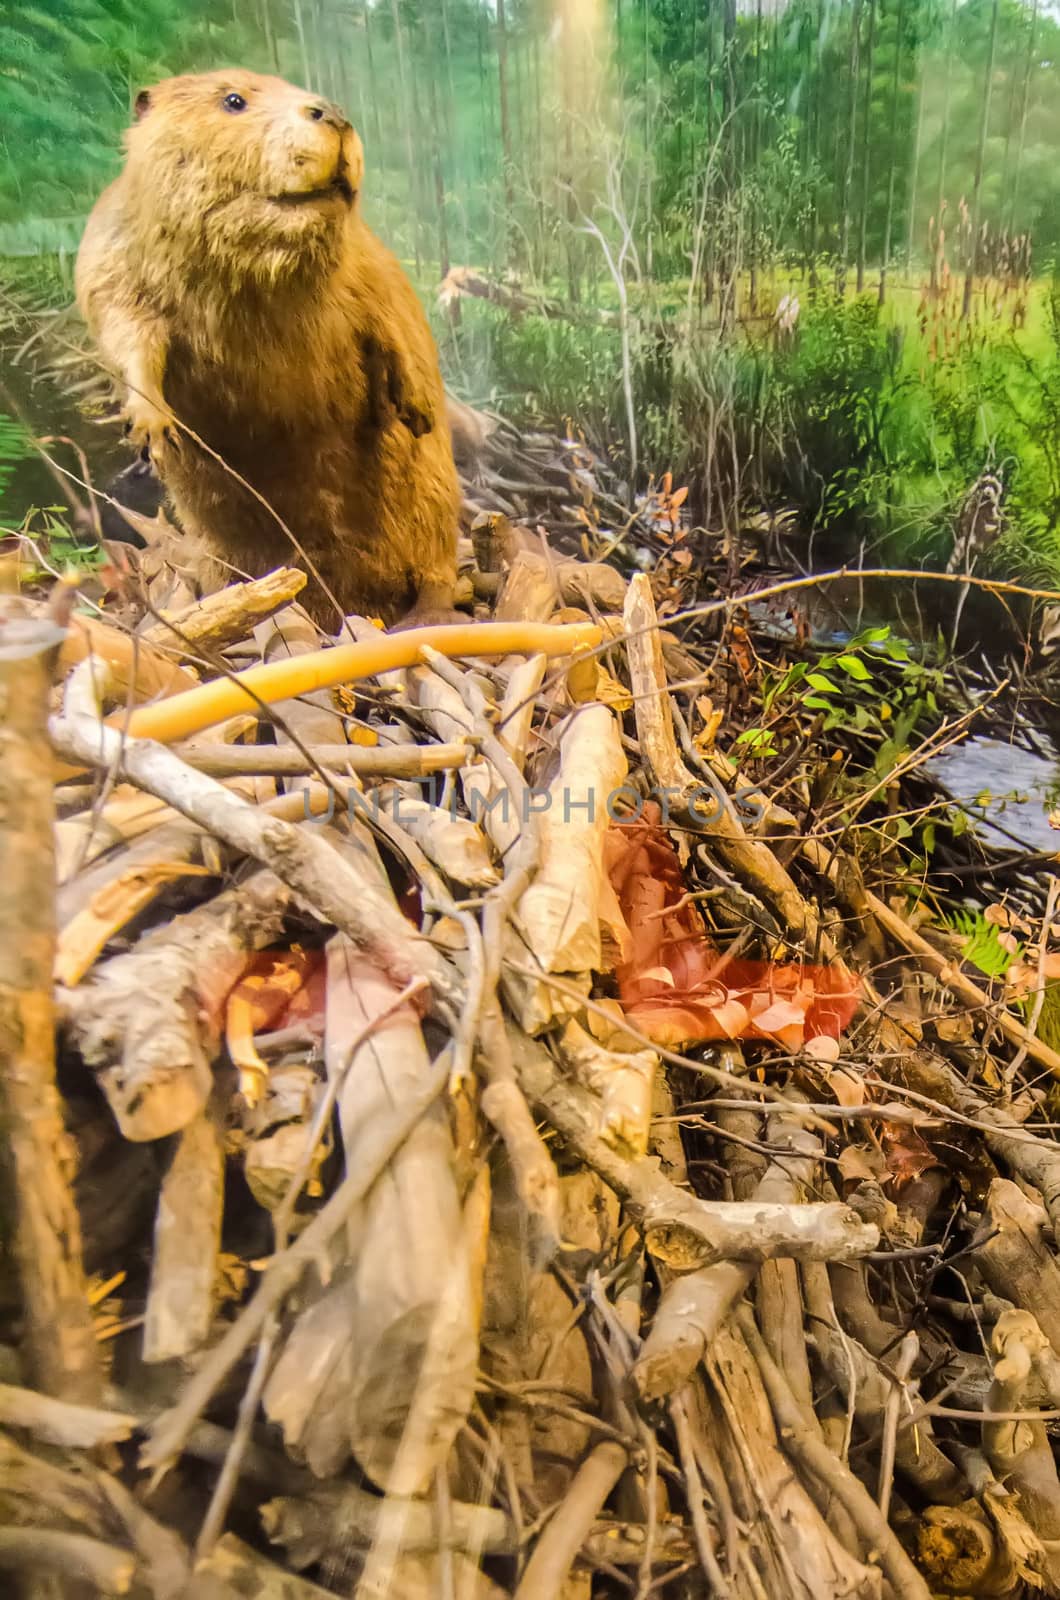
top-left (0, 605), bottom-right (101, 1403)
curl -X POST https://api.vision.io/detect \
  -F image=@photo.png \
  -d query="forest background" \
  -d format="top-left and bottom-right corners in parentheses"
top-left (2, 0), bottom-right (1060, 580)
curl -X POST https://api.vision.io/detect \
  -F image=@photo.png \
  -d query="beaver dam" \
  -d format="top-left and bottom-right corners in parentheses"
top-left (5, 328), bottom-right (1060, 1600)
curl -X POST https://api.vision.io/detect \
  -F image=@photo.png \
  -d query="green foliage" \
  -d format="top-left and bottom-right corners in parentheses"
top-left (943, 908), bottom-right (1021, 979)
top-left (737, 624), bottom-right (946, 767)
top-left (0, 411), bottom-right (32, 504)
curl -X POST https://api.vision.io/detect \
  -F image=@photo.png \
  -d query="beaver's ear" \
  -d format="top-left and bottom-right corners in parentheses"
top-left (133, 89), bottom-right (152, 121)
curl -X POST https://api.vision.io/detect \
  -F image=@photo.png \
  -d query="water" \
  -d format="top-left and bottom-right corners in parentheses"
top-left (928, 734), bottom-right (1060, 855)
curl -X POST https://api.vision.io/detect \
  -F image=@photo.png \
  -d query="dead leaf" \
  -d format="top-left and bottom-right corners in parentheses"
top-left (805, 1034), bottom-right (842, 1065)
top-left (605, 803), bottom-right (860, 1051)
top-left (839, 1144), bottom-right (886, 1183)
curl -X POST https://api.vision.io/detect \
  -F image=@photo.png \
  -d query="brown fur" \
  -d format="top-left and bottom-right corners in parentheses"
top-left (76, 70), bottom-right (459, 626)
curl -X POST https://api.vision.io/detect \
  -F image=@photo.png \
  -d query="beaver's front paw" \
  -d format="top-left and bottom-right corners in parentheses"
top-left (122, 396), bottom-right (180, 459)
top-left (396, 397), bottom-right (434, 439)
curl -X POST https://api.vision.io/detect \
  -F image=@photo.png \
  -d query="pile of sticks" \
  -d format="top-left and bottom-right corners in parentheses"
top-left (5, 473), bottom-right (1060, 1600)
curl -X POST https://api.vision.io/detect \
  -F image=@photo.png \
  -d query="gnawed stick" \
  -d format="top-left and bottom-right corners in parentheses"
top-left (0, 605), bottom-right (101, 1403)
top-left (142, 1056), bottom-right (450, 1477)
top-left (60, 872), bottom-right (289, 1140)
top-left (0, 1528), bottom-right (135, 1593)
top-left (0, 1382), bottom-right (134, 1448)
top-left (508, 1027), bottom-right (877, 1267)
top-left (515, 702), bottom-right (629, 978)
top-left (261, 1486), bottom-right (513, 1563)
top-left (175, 737), bottom-right (473, 779)
top-left (143, 566), bottom-right (308, 655)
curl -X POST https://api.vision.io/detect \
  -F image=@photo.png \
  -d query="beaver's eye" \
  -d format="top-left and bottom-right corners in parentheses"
top-left (222, 92), bottom-right (247, 113)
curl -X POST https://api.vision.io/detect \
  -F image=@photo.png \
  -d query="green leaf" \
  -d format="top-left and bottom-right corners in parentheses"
top-left (835, 653), bottom-right (871, 681)
top-left (805, 673), bottom-right (839, 693)
top-left (803, 694), bottom-right (836, 710)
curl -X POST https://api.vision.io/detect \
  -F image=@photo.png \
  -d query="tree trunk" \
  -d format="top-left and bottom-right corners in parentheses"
top-left (879, 0), bottom-right (905, 304)
top-left (930, 0), bottom-right (958, 288)
top-left (962, 0), bottom-right (1000, 319)
top-left (856, 0), bottom-right (876, 295)
top-left (388, 0), bottom-right (422, 274)
top-left (905, 52), bottom-right (927, 270)
top-left (1009, 0), bottom-right (1040, 233)
top-left (293, 0), bottom-right (314, 92)
top-left (836, 0), bottom-right (864, 297)
top-left (495, 0), bottom-right (517, 269)
top-left (0, 611), bottom-right (101, 1405)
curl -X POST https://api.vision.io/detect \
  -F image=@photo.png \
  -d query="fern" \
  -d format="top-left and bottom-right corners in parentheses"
top-left (943, 909), bottom-right (1021, 981)
top-left (0, 411), bottom-right (32, 504)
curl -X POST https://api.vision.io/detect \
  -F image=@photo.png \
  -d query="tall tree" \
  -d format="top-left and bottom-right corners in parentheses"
top-left (879, 0), bottom-right (905, 302)
top-left (963, 0), bottom-right (1001, 317)
top-left (856, 0), bottom-right (876, 292)
top-left (837, 0), bottom-right (864, 296)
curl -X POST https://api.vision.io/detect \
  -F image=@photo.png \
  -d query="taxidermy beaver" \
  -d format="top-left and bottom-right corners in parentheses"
top-left (76, 70), bottom-right (460, 626)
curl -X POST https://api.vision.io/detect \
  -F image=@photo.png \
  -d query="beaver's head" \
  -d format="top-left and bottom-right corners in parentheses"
top-left (124, 71), bottom-right (363, 280)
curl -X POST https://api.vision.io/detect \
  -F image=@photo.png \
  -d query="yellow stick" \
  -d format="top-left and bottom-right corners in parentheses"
top-left (54, 620), bottom-right (601, 779)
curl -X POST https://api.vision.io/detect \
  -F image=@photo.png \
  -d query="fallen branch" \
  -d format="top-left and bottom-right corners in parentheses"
top-left (508, 1027), bottom-right (877, 1267)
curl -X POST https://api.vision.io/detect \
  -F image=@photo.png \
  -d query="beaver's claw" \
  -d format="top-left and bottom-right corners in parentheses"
top-left (122, 397), bottom-right (180, 458)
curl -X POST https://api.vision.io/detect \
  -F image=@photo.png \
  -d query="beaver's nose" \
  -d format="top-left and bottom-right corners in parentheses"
top-left (304, 101), bottom-right (346, 131)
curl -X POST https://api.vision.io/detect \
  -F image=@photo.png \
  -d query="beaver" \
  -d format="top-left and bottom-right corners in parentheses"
top-left (76, 69), bottom-right (460, 627)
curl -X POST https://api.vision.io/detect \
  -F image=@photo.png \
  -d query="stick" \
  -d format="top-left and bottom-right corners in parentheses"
top-left (0, 1383), bottom-right (134, 1448)
top-left (865, 888), bottom-right (1060, 1080)
top-left (0, 1528), bottom-right (135, 1593)
top-left (512, 1441), bottom-right (628, 1600)
top-left (142, 566), bottom-right (308, 654)
top-left (0, 608), bottom-right (101, 1403)
top-left (142, 1058), bottom-right (450, 1476)
top-left (178, 738), bottom-right (473, 778)
top-left (143, 1107), bottom-right (225, 1362)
